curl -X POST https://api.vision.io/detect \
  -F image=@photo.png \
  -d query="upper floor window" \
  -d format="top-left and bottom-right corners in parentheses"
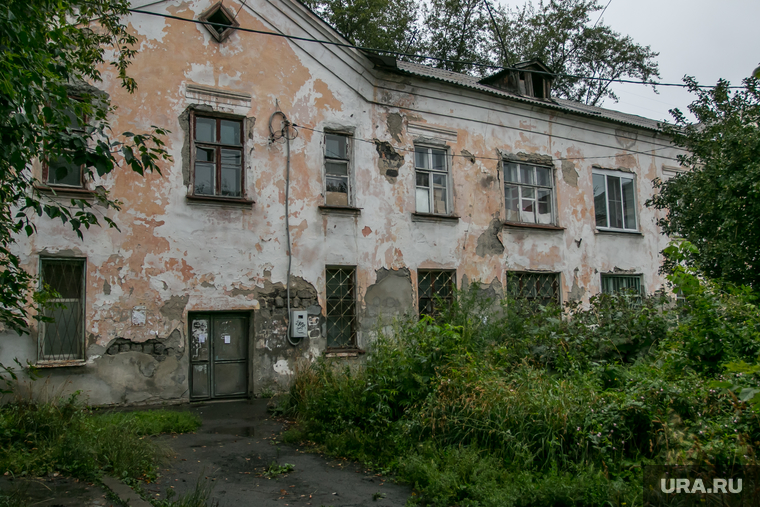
top-left (193, 114), bottom-right (243, 198)
top-left (504, 161), bottom-right (555, 225)
top-left (593, 169), bottom-right (637, 231)
top-left (39, 258), bottom-right (86, 362)
top-left (324, 133), bottom-right (351, 206)
top-left (415, 146), bottom-right (449, 215)
top-left (44, 104), bottom-right (85, 188)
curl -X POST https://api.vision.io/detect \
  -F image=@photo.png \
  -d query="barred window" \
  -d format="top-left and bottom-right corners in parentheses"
top-left (507, 271), bottom-right (560, 306)
top-left (325, 267), bottom-right (356, 348)
top-left (601, 274), bottom-right (642, 299)
top-left (418, 270), bottom-right (455, 317)
top-left (39, 258), bottom-right (86, 362)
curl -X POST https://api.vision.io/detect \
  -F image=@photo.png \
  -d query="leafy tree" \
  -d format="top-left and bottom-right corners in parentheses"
top-left (649, 77), bottom-right (760, 289)
top-left (0, 0), bottom-right (170, 335)
top-left (421, 0), bottom-right (494, 75)
top-left (300, 0), bottom-right (420, 53)
top-left (493, 0), bottom-right (660, 105)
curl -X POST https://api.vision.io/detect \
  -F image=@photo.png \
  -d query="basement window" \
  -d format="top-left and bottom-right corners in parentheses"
top-left (418, 270), bottom-right (455, 318)
top-left (325, 267), bottom-right (357, 348)
top-left (601, 274), bottom-right (643, 305)
top-left (507, 271), bottom-right (560, 306)
top-left (39, 258), bottom-right (86, 363)
top-left (199, 2), bottom-right (239, 42)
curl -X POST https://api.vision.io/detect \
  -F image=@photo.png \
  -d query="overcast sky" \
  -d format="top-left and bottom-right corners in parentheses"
top-left (501, 0), bottom-right (760, 123)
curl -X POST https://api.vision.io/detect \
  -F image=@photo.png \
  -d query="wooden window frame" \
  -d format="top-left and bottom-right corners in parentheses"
top-left (191, 112), bottom-right (245, 199)
top-left (42, 97), bottom-right (87, 189)
top-left (503, 161), bottom-right (556, 226)
top-left (323, 132), bottom-right (353, 207)
top-left (414, 145), bottom-right (451, 215)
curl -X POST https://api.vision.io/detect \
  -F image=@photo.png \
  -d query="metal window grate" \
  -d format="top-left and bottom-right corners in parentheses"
top-left (418, 270), bottom-right (455, 317)
top-left (507, 271), bottom-right (560, 306)
top-left (40, 259), bottom-right (85, 361)
top-left (325, 267), bottom-right (356, 348)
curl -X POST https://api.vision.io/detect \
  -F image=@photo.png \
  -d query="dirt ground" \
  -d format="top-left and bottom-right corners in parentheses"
top-left (142, 399), bottom-right (412, 506)
top-left (0, 399), bottom-right (412, 507)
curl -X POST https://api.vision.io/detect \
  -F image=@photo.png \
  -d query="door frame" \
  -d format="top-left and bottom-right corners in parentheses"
top-left (188, 311), bottom-right (253, 401)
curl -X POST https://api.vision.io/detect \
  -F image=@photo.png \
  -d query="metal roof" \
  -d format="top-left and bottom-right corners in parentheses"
top-left (394, 60), bottom-right (664, 132)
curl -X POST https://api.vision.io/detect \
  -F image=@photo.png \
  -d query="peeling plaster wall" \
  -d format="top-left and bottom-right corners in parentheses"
top-left (0, 0), bottom-right (684, 405)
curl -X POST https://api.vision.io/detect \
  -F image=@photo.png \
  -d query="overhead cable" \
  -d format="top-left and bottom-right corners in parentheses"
top-left (127, 8), bottom-right (744, 90)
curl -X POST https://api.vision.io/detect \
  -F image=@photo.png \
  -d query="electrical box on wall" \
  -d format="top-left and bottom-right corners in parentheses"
top-left (290, 310), bottom-right (308, 338)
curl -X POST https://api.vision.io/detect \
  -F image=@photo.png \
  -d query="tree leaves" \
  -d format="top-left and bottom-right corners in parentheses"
top-left (0, 0), bottom-right (171, 335)
top-left (650, 78), bottom-right (760, 289)
top-left (301, 0), bottom-right (660, 105)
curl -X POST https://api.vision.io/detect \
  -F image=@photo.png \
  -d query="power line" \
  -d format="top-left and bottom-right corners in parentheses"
top-left (127, 8), bottom-right (743, 90)
top-left (293, 123), bottom-right (678, 164)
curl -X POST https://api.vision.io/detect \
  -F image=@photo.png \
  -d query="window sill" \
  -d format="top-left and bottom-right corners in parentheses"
top-left (595, 228), bottom-right (643, 236)
top-left (34, 184), bottom-right (96, 198)
top-left (319, 205), bottom-right (362, 216)
top-left (411, 212), bottom-right (460, 223)
top-left (502, 221), bottom-right (565, 231)
top-left (324, 348), bottom-right (366, 358)
top-left (186, 194), bottom-right (255, 206)
top-left (35, 359), bottom-right (87, 368)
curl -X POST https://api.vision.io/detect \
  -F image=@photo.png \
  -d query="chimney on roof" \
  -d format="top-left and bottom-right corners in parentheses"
top-left (478, 59), bottom-right (554, 100)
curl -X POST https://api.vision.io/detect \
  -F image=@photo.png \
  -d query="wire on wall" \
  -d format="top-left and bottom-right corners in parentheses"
top-left (269, 107), bottom-right (300, 346)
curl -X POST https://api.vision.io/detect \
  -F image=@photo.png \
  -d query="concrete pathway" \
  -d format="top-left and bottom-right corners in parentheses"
top-left (142, 399), bottom-right (412, 506)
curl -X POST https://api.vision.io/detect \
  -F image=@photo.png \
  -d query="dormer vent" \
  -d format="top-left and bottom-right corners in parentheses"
top-left (199, 2), bottom-right (239, 42)
top-left (479, 59), bottom-right (554, 101)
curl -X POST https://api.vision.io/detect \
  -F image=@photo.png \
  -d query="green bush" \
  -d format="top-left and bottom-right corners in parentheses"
top-left (0, 396), bottom-right (200, 480)
top-left (284, 280), bottom-right (760, 506)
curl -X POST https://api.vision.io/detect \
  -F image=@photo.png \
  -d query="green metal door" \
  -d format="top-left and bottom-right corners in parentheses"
top-left (190, 313), bottom-right (248, 400)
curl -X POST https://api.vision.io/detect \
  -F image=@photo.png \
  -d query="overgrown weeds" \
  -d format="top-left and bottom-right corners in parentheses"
top-left (282, 275), bottom-right (760, 506)
top-left (0, 396), bottom-right (201, 480)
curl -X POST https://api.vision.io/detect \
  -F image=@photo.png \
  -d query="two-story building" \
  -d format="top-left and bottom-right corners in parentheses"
top-left (0, 0), bottom-right (684, 405)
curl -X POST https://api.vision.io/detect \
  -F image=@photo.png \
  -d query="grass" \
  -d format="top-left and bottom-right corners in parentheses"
top-left (94, 409), bottom-right (202, 436)
top-left (281, 281), bottom-right (760, 506)
top-left (262, 462), bottom-right (295, 478)
top-left (0, 396), bottom-right (201, 481)
top-left (151, 477), bottom-right (217, 507)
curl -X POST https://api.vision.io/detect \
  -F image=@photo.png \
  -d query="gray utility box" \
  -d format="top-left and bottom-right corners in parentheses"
top-left (290, 310), bottom-right (308, 338)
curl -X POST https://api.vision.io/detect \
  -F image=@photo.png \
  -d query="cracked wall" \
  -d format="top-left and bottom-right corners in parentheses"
top-left (0, 0), bottom-right (684, 405)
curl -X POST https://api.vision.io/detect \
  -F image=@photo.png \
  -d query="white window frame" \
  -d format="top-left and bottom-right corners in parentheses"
top-left (503, 160), bottom-right (556, 225)
top-left (414, 145), bottom-right (451, 215)
top-left (323, 132), bottom-right (353, 207)
top-left (593, 168), bottom-right (638, 232)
